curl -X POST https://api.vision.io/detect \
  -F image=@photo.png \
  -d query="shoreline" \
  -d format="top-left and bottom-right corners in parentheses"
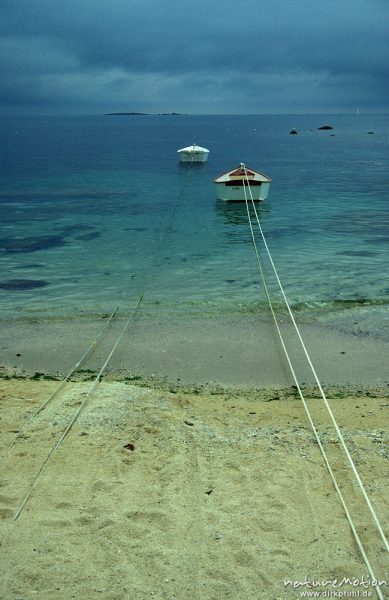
top-left (2, 367), bottom-right (389, 399)
top-left (1, 311), bottom-right (389, 388)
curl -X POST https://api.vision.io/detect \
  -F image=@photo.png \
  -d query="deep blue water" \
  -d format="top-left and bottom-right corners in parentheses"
top-left (1, 114), bottom-right (389, 333)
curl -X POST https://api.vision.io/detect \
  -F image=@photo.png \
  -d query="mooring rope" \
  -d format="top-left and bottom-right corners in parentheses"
top-left (12, 154), bottom-right (198, 520)
top-left (38, 307), bottom-right (119, 418)
top-left (7, 305), bottom-right (119, 451)
top-left (13, 293), bottom-right (143, 521)
top-left (11, 153), bottom-right (195, 432)
top-left (241, 167), bottom-right (386, 599)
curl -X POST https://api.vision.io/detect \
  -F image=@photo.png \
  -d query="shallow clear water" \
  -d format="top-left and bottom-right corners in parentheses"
top-left (1, 114), bottom-right (389, 336)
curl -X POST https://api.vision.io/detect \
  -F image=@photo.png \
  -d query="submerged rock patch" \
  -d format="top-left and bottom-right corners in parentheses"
top-left (55, 224), bottom-right (95, 235)
top-left (0, 279), bottom-right (49, 290)
top-left (338, 250), bottom-right (379, 257)
top-left (14, 263), bottom-right (45, 269)
top-left (75, 232), bottom-right (101, 241)
top-left (0, 235), bottom-right (66, 254)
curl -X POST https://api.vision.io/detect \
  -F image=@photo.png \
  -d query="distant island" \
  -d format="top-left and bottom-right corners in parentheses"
top-left (104, 112), bottom-right (147, 115)
top-left (104, 112), bottom-right (182, 116)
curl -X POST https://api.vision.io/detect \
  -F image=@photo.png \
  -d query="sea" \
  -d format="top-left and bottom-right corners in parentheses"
top-left (1, 113), bottom-right (389, 341)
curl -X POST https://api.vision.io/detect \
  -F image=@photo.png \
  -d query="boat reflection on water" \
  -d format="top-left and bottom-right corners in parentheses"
top-left (215, 199), bottom-right (271, 245)
top-left (179, 160), bottom-right (209, 170)
top-left (215, 198), bottom-right (271, 225)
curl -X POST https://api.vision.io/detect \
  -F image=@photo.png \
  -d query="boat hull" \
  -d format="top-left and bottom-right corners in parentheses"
top-left (179, 151), bottom-right (209, 163)
top-left (215, 181), bottom-right (270, 202)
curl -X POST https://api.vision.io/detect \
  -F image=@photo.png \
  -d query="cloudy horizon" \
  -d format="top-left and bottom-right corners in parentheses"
top-left (1, 0), bottom-right (388, 115)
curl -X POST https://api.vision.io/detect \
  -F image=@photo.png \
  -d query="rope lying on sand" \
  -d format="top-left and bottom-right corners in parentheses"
top-left (13, 293), bottom-right (144, 521)
top-left (11, 156), bottom-right (197, 520)
top-left (241, 164), bottom-right (387, 600)
top-left (31, 305), bottom-right (119, 418)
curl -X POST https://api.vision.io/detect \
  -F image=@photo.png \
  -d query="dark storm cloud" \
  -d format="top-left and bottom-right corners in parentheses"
top-left (0, 0), bottom-right (388, 113)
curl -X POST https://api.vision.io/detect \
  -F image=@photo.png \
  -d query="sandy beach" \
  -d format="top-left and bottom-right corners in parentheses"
top-left (0, 354), bottom-right (388, 599)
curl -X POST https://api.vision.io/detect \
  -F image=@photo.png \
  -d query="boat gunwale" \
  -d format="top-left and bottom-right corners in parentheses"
top-left (214, 164), bottom-right (271, 184)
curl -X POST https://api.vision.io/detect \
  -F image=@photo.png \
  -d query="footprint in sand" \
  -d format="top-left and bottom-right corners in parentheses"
top-left (93, 517), bottom-right (116, 531)
top-left (90, 479), bottom-right (116, 493)
top-left (0, 494), bottom-right (14, 519)
top-left (0, 506), bottom-right (14, 519)
top-left (126, 510), bottom-right (169, 530)
top-left (257, 510), bottom-right (286, 532)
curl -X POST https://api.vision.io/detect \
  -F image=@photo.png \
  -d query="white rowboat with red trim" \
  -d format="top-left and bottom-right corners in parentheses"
top-left (214, 163), bottom-right (271, 202)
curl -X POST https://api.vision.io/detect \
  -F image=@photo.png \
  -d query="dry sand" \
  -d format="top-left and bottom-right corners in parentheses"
top-left (0, 376), bottom-right (388, 599)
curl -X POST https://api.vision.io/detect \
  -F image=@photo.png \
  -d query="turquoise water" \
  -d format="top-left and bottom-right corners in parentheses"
top-left (1, 114), bottom-right (389, 336)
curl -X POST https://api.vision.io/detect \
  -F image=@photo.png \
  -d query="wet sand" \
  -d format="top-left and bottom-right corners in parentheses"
top-left (1, 312), bottom-right (389, 386)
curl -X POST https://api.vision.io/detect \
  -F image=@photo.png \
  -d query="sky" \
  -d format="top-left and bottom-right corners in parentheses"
top-left (0, 0), bottom-right (388, 115)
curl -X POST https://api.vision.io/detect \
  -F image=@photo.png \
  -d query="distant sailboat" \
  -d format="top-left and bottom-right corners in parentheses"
top-left (356, 105), bottom-right (360, 115)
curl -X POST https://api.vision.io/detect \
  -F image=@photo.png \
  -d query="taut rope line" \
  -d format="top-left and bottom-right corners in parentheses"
top-left (242, 164), bottom-right (388, 554)
top-left (241, 167), bottom-right (386, 599)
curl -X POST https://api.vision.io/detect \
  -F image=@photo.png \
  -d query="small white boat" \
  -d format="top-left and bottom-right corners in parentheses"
top-left (214, 163), bottom-right (271, 202)
top-left (177, 144), bottom-right (209, 163)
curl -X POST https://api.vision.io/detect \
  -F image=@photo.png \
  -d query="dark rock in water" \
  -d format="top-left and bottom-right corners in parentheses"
top-left (367, 131), bottom-right (374, 134)
top-left (56, 224), bottom-right (95, 235)
top-left (14, 263), bottom-right (44, 269)
top-left (318, 124), bottom-right (333, 130)
top-left (75, 232), bottom-right (101, 241)
top-left (0, 235), bottom-right (66, 254)
top-left (289, 128), bottom-right (298, 134)
top-left (0, 279), bottom-right (49, 290)
top-left (338, 250), bottom-right (379, 257)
